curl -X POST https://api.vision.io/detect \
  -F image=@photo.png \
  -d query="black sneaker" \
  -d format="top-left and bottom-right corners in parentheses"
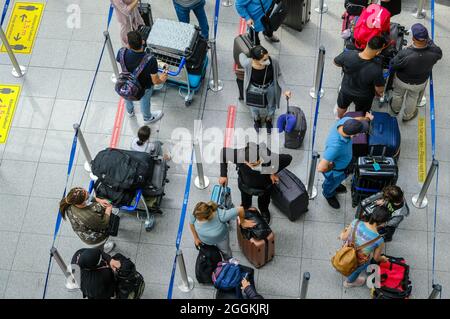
top-left (326, 196), bottom-right (341, 209)
top-left (335, 184), bottom-right (347, 194)
top-left (261, 210), bottom-right (271, 225)
top-left (266, 120), bottom-right (273, 135)
top-left (254, 119), bottom-right (261, 133)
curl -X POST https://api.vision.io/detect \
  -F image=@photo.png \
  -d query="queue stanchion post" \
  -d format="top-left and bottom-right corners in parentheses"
top-left (104, 31), bottom-right (120, 83)
top-left (412, 159), bottom-right (439, 209)
top-left (50, 247), bottom-right (79, 291)
top-left (413, 0), bottom-right (426, 19)
top-left (177, 249), bottom-right (194, 292)
top-left (428, 284), bottom-right (442, 299)
top-left (73, 123), bottom-right (93, 173)
top-left (310, 46), bottom-right (325, 99)
top-left (193, 138), bottom-right (210, 189)
top-left (209, 38), bottom-right (223, 92)
top-left (306, 152), bottom-right (320, 200)
top-left (300, 272), bottom-right (310, 299)
top-left (222, 0), bottom-right (233, 7)
top-left (0, 27), bottom-right (26, 78)
top-left (315, 0), bottom-right (328, 14)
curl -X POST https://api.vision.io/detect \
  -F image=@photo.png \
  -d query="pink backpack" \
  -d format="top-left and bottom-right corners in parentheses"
top-left (353, 4), bottom-right (391, 50)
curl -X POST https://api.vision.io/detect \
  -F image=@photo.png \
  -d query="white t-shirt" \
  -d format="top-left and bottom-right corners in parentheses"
top-left (130, 138), bottom-right (155, 154)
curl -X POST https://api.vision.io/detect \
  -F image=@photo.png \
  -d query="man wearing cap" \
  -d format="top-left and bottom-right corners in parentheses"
top-left (318, 114), bottom-right (372, 209)
top-left (390, 23), bottom-right (442, 122)
top-left (219, 142), bottom-right (292, 224)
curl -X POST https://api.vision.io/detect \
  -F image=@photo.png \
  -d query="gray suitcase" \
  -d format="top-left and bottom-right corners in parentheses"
top-left (283, 0), bottom-right (311, 31)
top-left (233, 27), bottom-right (256, 68)
top-left (143, 141), bottom-right (169, 198)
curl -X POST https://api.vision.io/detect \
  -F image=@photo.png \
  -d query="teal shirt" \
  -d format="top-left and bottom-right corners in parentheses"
top-left (323, 117), bottom-right (353, 171)
top-left (190, 207), bottom-right (238, 245)
top-left (349, 219), bottom-right (384, 257)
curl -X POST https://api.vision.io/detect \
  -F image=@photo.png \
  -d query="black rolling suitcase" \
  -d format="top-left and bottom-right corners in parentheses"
top-left (233, 27), bottom-right (256, 100)
top-left (277, 97), bottom-right (307, 149)
top-left (271, 169), bottom-right (309, 221)
top-left (138, 1), bottom-right (153, 27)
top-left (283, 0), bottom-right (311, 31)
top-left (351, 154), bottom-right (398, 207)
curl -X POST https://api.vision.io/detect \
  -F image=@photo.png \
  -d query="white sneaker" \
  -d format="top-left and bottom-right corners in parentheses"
top-left (144, 111), bottom-right (164, 125)
top-left (343, 276), bottom-right (366, 288)
top-left (103, 241), bottom-right (116, 253)
top-left (127, 111), bottom-right (136, 118)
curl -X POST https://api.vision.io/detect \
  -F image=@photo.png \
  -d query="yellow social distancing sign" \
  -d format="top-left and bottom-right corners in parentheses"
top-left (1, 2), bottom-right (45, 54)
top-left (0, 84), bottom-right (21, 144)
top-left (418, 116), bottom-right (426, 183)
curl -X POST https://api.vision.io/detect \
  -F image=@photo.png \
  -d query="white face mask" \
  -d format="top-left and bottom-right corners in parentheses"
top-left (260, 59), bottom-right (271, 66)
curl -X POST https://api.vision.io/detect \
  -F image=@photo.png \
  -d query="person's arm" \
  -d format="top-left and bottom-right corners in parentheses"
top-left (385, 215), bottom-right (404, 228)
top-left (272, 58), bottom-right (291, 99)
top-left (235, 0), bottom-right (253, 23)
top-left (334, 51), bottom-right (346, 68)
top-left (390, 49), bottom-right (409, 71)
top-left (111, 0), bottom-right (138, 16)
top-left (239, 53), bottom-right (251, 68)
top-left (373, 243), bottom-right (388, 263)
top-left (317, 158), bottom-right (333, 173)
top-left (220, 147), bottom-right (239, 182)
top-left (340, 224), bottom-right (352, 241)
top-left (275, 153), bottom-right (292, 174)
top-left (242, 279), bottom-right (264, 299)
top-left (189, 223), bottom-right (202, 248)
top-left (353, 112), bottom-right (374, 122)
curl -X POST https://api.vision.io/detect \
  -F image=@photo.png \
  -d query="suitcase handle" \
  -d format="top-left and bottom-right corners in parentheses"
top-left (157, 57), bottom-right (186, 76)
top-left (286, 95), bottom-right (290, 114)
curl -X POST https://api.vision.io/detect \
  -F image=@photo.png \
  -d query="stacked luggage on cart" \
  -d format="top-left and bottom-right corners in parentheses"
top-left (146, 19), bottom-right (209, 106)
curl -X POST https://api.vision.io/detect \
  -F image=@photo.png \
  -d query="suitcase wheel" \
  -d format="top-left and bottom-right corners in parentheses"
top-left (185, 100), bottom-right (192, 107)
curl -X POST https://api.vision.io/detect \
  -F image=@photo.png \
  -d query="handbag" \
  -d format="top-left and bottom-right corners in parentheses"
top-left (246, 66), bottom-right (269, 108)
top-left (258, 0), bottom-right (288, 33)
top-left (108, 211), bottom-right (121, 237)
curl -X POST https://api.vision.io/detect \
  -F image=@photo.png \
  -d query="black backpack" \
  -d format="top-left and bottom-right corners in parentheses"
top-left (240, 209), bottom-right (272, 241)
top-left (113, 253), bottom-right (145, 299)
top-left (195, 244), bottom-right (224, 284)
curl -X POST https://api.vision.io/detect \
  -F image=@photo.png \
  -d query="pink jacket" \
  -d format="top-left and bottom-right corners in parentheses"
top-left (110, 0), bottom-right (145, 45)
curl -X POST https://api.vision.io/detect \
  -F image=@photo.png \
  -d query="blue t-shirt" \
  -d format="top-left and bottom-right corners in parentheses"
top-left (323, 117), bottom-right (353, 171)
top-left (348, 219), bottom-right (384, 258)
top-left (189, 207), bottom-right (238, 245)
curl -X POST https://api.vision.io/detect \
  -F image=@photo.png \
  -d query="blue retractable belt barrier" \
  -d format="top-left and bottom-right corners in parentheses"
top-left (214, 0), bottom-right (221, 40)
top-left (167, 150), bottom-right (194, 299)
top-left (0, 0), bottom-right (10, 27)
top-left (311, 56), bottom-right (325, 154)
top-left (42, 5), bottom-right (115, 299)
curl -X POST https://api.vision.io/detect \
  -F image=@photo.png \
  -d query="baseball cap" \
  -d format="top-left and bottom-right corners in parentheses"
top-left (411, 23), bottom-right (429, 41)
top-left (342, 119), bottom-right (369, 136)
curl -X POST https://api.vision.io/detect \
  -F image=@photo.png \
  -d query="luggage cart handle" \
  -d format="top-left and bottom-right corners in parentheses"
top-left (158, 57), bottom-right (186, 77)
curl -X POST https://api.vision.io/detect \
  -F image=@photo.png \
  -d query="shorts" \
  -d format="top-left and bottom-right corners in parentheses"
top-left (337, 90), bottom-right (375, 113)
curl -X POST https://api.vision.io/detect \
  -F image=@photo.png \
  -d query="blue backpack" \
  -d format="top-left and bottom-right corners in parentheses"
top-left (212, 261), bottom-right (242, 291)
top-left (115, 48), bottom-right (153, 101)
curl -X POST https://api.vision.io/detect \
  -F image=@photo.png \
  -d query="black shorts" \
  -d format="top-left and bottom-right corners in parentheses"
top-left (337, 91), bottom-right (375, 113)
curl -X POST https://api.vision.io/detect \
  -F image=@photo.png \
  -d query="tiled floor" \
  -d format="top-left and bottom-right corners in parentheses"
top-left (0, 0), bottom-right (449, 299)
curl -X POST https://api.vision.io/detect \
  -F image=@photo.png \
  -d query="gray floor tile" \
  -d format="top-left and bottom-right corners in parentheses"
top-left (269, 217), bottom-right (303, 258)
top-left (84, 101), bottom-right (117, 134)
top-left (37, 11), bottom-right (74, 40)
top-left (45, 0), bottom-right (81, 12)
top-left (279, 55), bottom-right (315, 87)
top-left (430, 271), bottom-right (450, 299)
top-left (409, 268), bottom-right (430, 299)
top-left (135, 243), bottom-right (176, 285)
top-left (0, 160), bottom-right (38, 196)
top-left (0, 194), bottom-right (29, 232)
top-left (302, 221), bottom-right (344, 261)
top-left (12, 97), bottom-right (54, 130)
top-left (427, 195), bottom-right (450, 233)
top-left (12, 233), bottom-right (53, 273)
top-left (257, 256), bottom-right (302, 297)
top-left (0, 270), bottom-right (9, 298)
top-left (40, 130), bottom-right (79, 164)
top-left (113, 213), bottom-right (143, 244)
top-left (139, 208), bottom-right (181, 246)
top-left (63, 39), bottom-right (110, 70)
top-left (0, 231), bottom-right (20, 270)
top-left (395, 193), bottom-right (428, 232)
top-left (0, 65), bottom-right (24, 85)
top-left (71, 13), bottom-right (109, 43)
top-left (386, 229), bottom-right (428, 270)
top-left (215, 22), bottom-right (240, 53)
top-left (21, 67), bottom-right (63, 99)
top-left (4, 271), bottom-right (46, 299)
top-left (158, 108), bottom-right (200, 142)
top-left (142, 282), bottom-right (169, 299)
top-left (3, 127), bottom-right (46, 162)
top-left (22, 197), bottom-right (61, 236)
top-left (301, 258), bottom-right (344, 299)
top-left (76, 132), bottom-right (111, 165)
top-left (428, 232), bottom-right (450, 273)
top-left (48, 99), bottom-right (86, 131)
top-left (204, 80), bottom-right (240, 113)
top-left (306, 191), bottom-right (346, 224)
top-left (31, 162), bottom-right (71, 199)
top-left (29, 38), bottom-right (70, 68)
top-left (44, 274), bottom-right (83, 299)
top-left (91, 71), bottom-right (121, 103)
top-left (56, 69), bottom-right (96, 101)
top-left (173, 287), bottom-right (214, 299)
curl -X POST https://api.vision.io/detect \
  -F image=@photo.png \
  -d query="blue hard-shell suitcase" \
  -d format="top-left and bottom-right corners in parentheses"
top-left (369, 112), bottom-right (401, 159)
top-left (211, 185), bottom-right (234, 210)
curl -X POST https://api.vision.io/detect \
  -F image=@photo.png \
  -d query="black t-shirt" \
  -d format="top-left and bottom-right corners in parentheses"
top-left (251, 63), bottom-right (274, 86)
top-left (381, 0), bottom-right (401, 16)
top-left (116, 48), bottom-right (158, 90)
top-left (334, 50), bottom-right (385, 98)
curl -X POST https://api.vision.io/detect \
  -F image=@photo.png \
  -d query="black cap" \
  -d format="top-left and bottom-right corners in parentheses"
top-left (342, 119), bottom-right (369, 135)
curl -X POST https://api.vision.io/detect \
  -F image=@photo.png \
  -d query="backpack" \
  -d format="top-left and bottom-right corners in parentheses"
top-left (353, 4), bottom-right (391, 50)
top-left (344, 0), bottom-right (369, 16)
top-left (112, 253), bottom-right (145, 299)
top-left (115, 48), bottom-right (153, 101)
top-left (371, 256), bottom-right (412, 299)
top-left (331, 221), bottom-right (382, 276)
top-left (239, 209), bottom-right (272, 241)
top-left (195, 244), bottom-right (224, 284)
top-left (212, 260), bottom-right (243, 291)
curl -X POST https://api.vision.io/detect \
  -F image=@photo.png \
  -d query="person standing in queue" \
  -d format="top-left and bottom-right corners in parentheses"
top-left (172, 0), bottom-right (210, 39)
top-left (219, 142), bottom-right (292, 224)
top-left (111, 0), bottom-right (145, 47)
top-left (318, 115), bottom-right (372, 209)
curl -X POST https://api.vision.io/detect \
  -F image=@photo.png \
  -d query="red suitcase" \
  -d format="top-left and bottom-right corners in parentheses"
top-left (236, 218), bottom-right (275, 268)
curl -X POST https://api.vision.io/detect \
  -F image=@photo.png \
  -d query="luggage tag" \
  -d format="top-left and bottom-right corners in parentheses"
top-left (372, 159), bottom-right (381, 171)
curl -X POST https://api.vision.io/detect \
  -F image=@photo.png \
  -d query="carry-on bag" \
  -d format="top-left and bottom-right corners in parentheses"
top-left (277, 97), bottom-right (307, 149)
top-left (353, 4), bottom-right (391, 49)
top-left (240, 209), bottom-right (272, 241)
top-left (215, 265), bottom-right (255, 299)
top-left (138, 0), bottom-right (153, 28)
top-left (283, 0), bottom-right (311, 31)
top-left (344, 0), bottom-right (369, 16)
top-left (211, 185), bottom-right (234, 210)
top-left (368, 111), bottom-right (401, 159)
top-left (271, 169), bottom-right (309, 221)
top-left (195, 244), bottom-right (224, 284)
top-left (351, 153), bottom-right (398, 207)
top-left (113, 253), bottom-right (146, 299)
top-left (237, 217), bottom-right (275, 268)
top-left (371, 255), bottom-right (412, 299)
top-left (346, 111), bottom-right (369, 158)
top-left (259, 0), bottom-right (288, 33)
top-left (233, 26), bottom-right (256, 99)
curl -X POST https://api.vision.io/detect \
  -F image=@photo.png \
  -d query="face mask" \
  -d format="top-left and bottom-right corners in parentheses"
top-left (260, 59), bottom-right (271, 66)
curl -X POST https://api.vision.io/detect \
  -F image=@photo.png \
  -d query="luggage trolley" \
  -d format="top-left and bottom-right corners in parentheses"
top-left (146, 19), bottom-right (209, 107)
top-left (88, 180), bottom-right (157, 232)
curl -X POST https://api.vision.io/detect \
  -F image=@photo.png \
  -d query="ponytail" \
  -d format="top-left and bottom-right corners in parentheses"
top-left (193, 201), bottom-right (219, 221)
top-left (137, 126), bottom-right (151, 146)
top-left (59, 187), bottom-right (86, 220)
